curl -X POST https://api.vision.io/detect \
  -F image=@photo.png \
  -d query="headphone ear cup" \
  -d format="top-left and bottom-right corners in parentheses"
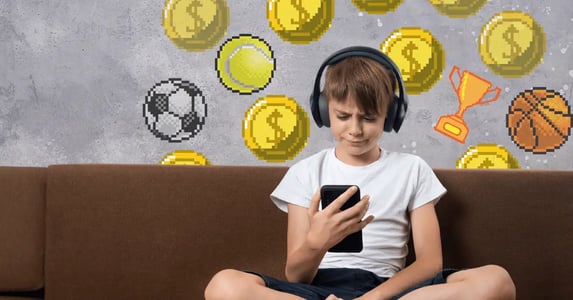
top-left (310, 92), bottom-right (323, 127)
top-left (318, 92), bottom-right (330, 128)
top-left (393, 97), bottom-right (407, 132)
top-left (384, 96), bottom-right (399, 132)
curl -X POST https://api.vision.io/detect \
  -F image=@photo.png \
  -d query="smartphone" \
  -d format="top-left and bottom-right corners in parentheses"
top-left (320, 185), bottom-right (363, 253)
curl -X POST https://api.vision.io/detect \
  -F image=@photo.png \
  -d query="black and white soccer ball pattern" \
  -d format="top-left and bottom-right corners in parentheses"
top-left (143, 78), bottom-right (207, 142)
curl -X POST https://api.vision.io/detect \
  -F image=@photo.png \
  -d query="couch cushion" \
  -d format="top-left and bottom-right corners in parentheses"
top-left (45, 164), bottom-right (288, 300)
top-left (0, 167), bottom-right (45, 292)
top-left (434, 169), bottom-right (573, 300)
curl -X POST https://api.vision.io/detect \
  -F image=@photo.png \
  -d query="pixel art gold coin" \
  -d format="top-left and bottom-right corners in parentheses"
top-left (351, 0), bottom-right (404, 14)
top-left (479, 11), bottom-right (546, 78)
top-left (456, 144), bottom-right (520, 169)
top-left (380, 27), bottom-right (445, 95)
top-left (506, 88), bottom-right (572, 154)
top-left (216, 34), bottom-right (276, 95)
top-left (243, 95), bottom-right (310, 162)
top-left (160, 150), bottom-right (211, 165)
top-left (267, 0), bottom-right (334, 44)
top-left (162, 0), bottom-right (229, 52)
top-left (427, 0), bottom-right (487, 18)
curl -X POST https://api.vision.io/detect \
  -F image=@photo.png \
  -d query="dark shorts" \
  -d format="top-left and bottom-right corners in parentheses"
top-left (246, 268), bottom-right (458, 300)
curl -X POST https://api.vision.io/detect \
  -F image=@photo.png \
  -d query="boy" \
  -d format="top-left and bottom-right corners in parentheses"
top-left (205, 47), bottom-right (515, 299)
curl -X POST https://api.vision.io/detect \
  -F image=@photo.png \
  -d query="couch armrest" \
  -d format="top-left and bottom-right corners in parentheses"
top-left (0, 167), bottom-right (46, 293)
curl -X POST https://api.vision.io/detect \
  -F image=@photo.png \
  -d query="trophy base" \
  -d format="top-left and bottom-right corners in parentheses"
top-left (434, 115), bottom-right (469, 144)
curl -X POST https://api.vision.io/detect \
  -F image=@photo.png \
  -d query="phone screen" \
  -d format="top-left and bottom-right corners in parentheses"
top-left (320, 185), bottom-right (363, 252)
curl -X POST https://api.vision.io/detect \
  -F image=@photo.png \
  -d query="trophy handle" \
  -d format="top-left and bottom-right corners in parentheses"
top-left (449, 66), bottom-right (462, 92)
top-left (480, 86), bottom-right (502, 104)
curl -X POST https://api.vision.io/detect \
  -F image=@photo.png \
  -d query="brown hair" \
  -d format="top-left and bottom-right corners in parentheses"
top-left (323, 56), bottom-right (396, 117)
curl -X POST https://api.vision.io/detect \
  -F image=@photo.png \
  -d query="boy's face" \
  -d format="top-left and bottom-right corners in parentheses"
top-left (328, 97), bottom-right (385, 166)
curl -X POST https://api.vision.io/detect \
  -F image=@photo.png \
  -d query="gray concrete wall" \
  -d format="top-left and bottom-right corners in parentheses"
top-left (1, 0), bottom-right (572, 169)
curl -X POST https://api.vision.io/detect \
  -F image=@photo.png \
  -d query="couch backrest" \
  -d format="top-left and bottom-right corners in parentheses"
top-left (43, 165), bottom-right (573, 300)
top-left (45, 164), bottom-right (288, 300)
top-left (0, 167), bottom-right (46, 296)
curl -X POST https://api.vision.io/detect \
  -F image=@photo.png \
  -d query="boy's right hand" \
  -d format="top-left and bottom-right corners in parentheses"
top-left (306, 186), bottom-right (374, 251)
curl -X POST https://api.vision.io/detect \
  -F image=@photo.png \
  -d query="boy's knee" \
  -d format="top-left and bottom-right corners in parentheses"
top-left (205, 269), bottom-right (265, 300)
top-left (481, 265), bottom-right (516, 299)
top-left (205, 269), bottom-right (242, 300)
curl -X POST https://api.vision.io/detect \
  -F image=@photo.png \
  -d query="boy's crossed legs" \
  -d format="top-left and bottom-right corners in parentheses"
top-left (205, 265), bottom-right (515, 300)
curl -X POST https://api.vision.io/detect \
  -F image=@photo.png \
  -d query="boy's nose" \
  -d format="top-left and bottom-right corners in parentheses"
top-left (348, 119), bottom-right (363, 136)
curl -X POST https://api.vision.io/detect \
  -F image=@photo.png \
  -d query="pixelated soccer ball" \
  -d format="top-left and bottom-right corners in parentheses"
top-left (143, 78), bottom-right (207, 142)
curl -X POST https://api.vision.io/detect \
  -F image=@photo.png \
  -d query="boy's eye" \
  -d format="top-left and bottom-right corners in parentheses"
top-left (337, 115), bottom-right (350, 120)
top-left (363, 116), bottom-right (377, 121)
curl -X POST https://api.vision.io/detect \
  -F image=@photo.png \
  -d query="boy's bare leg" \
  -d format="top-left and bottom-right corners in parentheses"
top-left (398, 265), bottom-right (515, 300)
top-left (204, 269), bottom-right (304, 300)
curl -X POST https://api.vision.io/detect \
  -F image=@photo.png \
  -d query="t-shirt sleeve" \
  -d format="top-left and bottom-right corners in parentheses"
top-left (408, 157), bottom-right (447, 211)
top-left (270, 162), bottom-right (314, 213)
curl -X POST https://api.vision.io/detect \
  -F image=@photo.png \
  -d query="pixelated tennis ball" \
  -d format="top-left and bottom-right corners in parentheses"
top-left (215, 34), bottom-right (276, 95)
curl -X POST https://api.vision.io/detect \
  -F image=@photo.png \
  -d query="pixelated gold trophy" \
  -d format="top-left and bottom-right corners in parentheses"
top-left (434, 66), bottom-right (501, 143)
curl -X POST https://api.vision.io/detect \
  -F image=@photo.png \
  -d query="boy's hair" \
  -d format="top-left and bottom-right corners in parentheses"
top-left (323, 56), bottom-right (396, 118)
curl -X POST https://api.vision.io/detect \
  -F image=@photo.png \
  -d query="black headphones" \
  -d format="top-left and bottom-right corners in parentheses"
top-left (309, 46), bottom-right (408, 132)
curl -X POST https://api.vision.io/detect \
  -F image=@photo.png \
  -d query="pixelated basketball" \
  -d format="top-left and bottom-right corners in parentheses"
top-left (506, 88), bottom-right (572, 153)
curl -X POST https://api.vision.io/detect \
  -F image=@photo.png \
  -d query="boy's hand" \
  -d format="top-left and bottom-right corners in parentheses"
top-left (306, 186), bottom-right (374, 251)
top-left (326, 294), bottom-right (343, 300)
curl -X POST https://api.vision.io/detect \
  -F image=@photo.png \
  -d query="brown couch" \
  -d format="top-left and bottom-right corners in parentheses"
top-left (1, 164), bottom-right (572, 299)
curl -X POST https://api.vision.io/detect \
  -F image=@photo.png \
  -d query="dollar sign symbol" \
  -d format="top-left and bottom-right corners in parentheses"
top-left (186, 0), bottom-right (205, 34)
top-left (267, 110), bottom-right (286, 143)
top-left (478, 158), bottom-right (495, 169)
top-left (402, 42), bottom-right (421, 76)
top-left (502, 25), bottom-right (522, 60)
top-left (291, 0), bottom-right (310, 26)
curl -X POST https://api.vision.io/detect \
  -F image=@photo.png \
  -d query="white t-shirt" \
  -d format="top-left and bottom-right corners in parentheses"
top-left (270, 148), bottom-right (446, 278)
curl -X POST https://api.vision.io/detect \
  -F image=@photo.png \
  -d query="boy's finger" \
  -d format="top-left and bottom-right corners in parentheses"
top-left (339, 195), bottom-right (370, 221)
top-left (326, 186), bottom-right (359, 212)
top-left (308, 188), bottom-right (321, 216)
top-left (347, 214), bottom-right (375, 235)
top-left (361, 215), bottom-right (375, 228)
